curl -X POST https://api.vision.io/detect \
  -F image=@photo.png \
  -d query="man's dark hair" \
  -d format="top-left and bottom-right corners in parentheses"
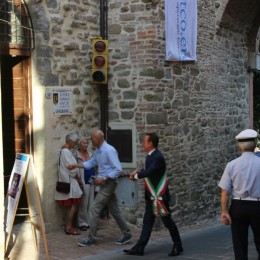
top-left (146, 133), bottom-right (159, 148)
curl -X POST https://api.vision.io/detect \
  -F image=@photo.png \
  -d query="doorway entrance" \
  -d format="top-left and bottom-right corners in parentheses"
top-left (253, 71), bottom-right (260, 132)
top-left (0, 55), bottom-right (33, 210)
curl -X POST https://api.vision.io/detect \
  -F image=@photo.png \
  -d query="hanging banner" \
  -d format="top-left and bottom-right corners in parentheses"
top-left (165, 0), bottom-right (197, 61)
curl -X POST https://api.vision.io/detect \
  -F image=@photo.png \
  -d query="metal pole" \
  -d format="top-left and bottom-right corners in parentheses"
top-left (99, 0), bottom-right (108, 139)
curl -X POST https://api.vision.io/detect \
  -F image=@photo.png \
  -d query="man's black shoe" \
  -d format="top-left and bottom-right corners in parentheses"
top-left (168, 247), bottom-right (183, 256)
top-left (123, 249), bottom-right (144, 256)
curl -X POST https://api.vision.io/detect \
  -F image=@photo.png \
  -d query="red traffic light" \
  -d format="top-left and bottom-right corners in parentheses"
top-left (94, 56), bottom-right (105, 67)
top-left (91, 38), bottom-right (108, 84)
top-left (94, 41), bottom-right (107, 52)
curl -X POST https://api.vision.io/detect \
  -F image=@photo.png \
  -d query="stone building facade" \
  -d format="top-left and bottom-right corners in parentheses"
top-left (1, 1), bottom-right (260, 245)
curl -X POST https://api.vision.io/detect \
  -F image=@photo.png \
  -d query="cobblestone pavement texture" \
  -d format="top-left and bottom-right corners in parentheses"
top-left (5, 218), bottom-right (258, 260)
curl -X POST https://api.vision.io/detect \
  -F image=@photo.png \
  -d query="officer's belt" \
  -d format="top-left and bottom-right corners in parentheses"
top-left (233, 197), bottom-right (260, 201)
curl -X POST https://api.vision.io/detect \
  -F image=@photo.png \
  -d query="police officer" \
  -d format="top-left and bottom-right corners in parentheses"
top-left (219, 129), bottom-right (260, 260)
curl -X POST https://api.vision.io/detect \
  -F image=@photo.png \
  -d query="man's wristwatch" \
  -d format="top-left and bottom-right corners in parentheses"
top-left (103, 176), bottom-right (109, 182)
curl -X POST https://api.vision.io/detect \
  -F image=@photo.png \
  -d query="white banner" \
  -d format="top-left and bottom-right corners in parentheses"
top-left (165, 0), bottom-right (197, 61)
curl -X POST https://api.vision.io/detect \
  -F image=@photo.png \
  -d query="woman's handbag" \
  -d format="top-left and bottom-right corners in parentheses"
top-left (56, 181), bottom-right (70, 194)
top-left (56, 149), bottom-right (70, 194)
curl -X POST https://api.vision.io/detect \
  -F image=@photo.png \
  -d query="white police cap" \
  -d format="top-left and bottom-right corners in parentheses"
top-left (235, 129), bottom-right (257, 141)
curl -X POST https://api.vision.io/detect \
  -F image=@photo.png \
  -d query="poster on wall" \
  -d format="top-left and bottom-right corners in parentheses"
top-left (165, 0), bottom-right (197, 61)
top-left (52, 87), bottom-right (73, 115)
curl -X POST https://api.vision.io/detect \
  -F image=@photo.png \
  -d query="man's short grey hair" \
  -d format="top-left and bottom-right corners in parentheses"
top-left (238, 140), bottom-right (256, 152)
top-left (65, 133), bottom-right (79, 143)
top-left (92, 129), bottom-right (104, 137)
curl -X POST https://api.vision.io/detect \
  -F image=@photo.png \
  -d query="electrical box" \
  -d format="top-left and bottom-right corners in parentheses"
top-left (115, 176), bottom-right (137, 208)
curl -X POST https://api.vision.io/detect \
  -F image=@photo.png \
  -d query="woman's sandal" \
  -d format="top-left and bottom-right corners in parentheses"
top-left (65, 227), bottom-right (81, 235)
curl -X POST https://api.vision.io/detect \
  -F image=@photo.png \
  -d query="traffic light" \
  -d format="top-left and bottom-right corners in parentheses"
top-left (92, 38), bottom-right (108, 84)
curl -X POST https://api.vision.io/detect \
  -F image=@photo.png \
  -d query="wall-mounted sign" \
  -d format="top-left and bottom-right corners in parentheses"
top-left (52, 88), bottom-right (73, 115)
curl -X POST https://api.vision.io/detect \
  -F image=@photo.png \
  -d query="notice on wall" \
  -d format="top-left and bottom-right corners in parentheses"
top-left (52, 87), bottom-right (73, 115)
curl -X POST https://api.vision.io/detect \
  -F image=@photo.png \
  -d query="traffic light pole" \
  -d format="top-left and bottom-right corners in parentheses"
top-left (99, 0), bottom-right (108, 139)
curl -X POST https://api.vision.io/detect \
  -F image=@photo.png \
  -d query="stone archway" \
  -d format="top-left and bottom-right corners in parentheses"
top-left (217, 0), bottom-right (260, 33)
top-left (216, 0), bottom-right (260, 129)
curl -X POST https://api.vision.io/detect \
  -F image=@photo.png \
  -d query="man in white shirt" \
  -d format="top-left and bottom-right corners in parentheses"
top-left (219, 129), bottom-right (260, 260)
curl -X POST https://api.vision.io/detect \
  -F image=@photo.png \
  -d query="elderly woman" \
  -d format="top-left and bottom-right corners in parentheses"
top-left (75, 137), bottom-right (95, 231)
top-left (55, 132), bottom-right (83, 235)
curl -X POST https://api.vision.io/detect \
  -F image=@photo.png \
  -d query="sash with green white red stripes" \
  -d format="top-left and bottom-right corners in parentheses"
top-left (144, 173), bottom-right (168, 217)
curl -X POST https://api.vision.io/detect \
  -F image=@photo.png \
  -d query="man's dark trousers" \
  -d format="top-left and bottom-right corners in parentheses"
top-left (230, 200), bottom-right (260, 260)
top-left (132, 200), bottom-right (182, 252)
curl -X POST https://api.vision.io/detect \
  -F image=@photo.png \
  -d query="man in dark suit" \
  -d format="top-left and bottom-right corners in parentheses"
top-left (123, 133), bottom-right (183, 256)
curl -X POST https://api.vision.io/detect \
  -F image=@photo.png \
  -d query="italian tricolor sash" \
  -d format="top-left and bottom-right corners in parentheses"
top-left (144, 173), bottom-right (168, 217)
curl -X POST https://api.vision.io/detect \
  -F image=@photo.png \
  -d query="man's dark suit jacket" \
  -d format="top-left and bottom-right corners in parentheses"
top-left (137, 149), bottom-right (170, 202)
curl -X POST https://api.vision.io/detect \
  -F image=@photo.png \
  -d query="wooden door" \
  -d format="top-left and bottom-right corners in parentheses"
top-left (1, 55), bottom-right (32, 205)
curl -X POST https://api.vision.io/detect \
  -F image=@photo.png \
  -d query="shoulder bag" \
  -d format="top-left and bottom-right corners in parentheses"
top-left (56, 150), bottom-right (70, 194)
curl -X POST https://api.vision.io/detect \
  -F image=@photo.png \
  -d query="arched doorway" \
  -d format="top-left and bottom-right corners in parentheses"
top-left (0, 0), bottom-right (34, 214)
top-left (217, 0), bottom-right (260, 130)
top-left (250, 29), bottom-right (260, 132)
top-left (253, 70), bottom-right (260, 131)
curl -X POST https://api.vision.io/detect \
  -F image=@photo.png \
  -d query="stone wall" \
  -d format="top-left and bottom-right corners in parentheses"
top-left (25, 0), bottom-right (258, 229)
top-left (107, 0), bottom-right (250, 226)
top-left (27, 0), bottom-right (101, 228)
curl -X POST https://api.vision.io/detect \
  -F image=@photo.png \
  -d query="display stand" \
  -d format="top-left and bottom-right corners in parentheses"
top-left (4, 154), bottom-right (49, 259)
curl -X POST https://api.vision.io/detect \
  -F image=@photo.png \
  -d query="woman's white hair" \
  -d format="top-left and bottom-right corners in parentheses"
top-left (65, 132), bottom-right (79, 143)
top-left (78, 137), bottom-right (88, 147)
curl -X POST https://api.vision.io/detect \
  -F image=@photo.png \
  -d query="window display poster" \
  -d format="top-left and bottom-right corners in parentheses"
top-left (4, 154), bottom-right (30, 235)
top-left (4, 154), bottom-right (49, 259)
